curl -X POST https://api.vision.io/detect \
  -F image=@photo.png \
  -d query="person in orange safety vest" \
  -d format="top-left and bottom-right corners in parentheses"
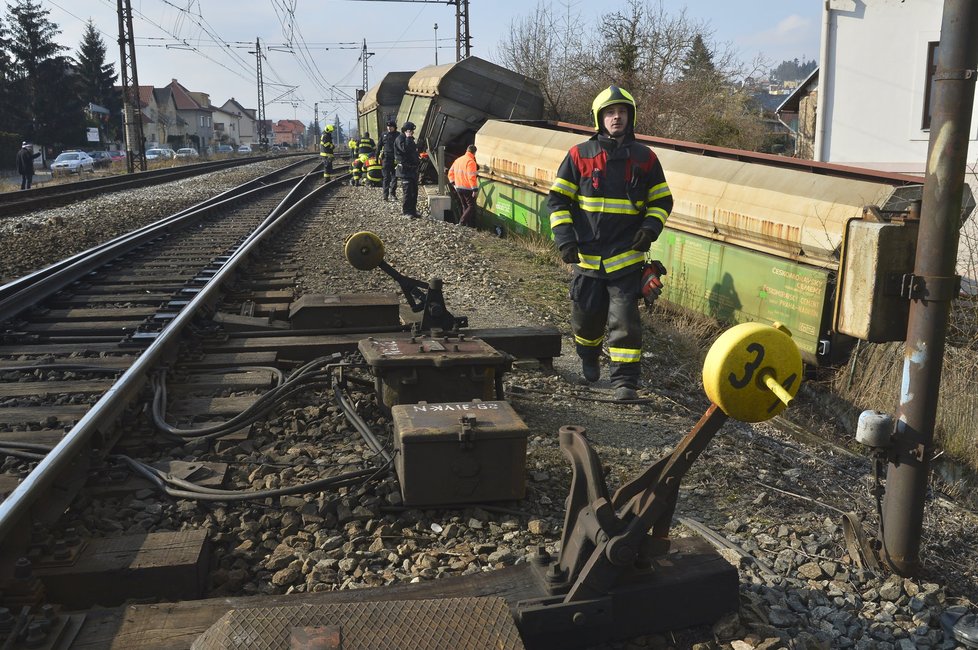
top-left (447, 145), bottom-right (479, 227)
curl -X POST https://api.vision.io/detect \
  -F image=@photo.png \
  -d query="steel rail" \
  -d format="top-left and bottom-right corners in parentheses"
top-left (0, 165), bottom-right (338, 546)
top-left (0, 154), bottom-right (317, 217)
top-left (0, 160), bottom-right (319, 323)
top-left (0, 155), bottom-right (307, 306)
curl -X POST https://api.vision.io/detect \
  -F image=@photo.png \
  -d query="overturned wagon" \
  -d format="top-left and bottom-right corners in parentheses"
top-left (358, 71), bottom-right (414, 142)
top-left (394, 56), bottom-right (543, 159)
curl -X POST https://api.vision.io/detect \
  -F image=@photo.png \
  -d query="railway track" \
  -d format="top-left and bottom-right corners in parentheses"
top-left (0, 166), bottom-right (976, 649)
top-left (0, 154), bottom-right (309, 219)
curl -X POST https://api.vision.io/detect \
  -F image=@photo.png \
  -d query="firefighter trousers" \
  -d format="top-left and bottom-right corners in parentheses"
top-left (570, 268), bottom-right (643, 388)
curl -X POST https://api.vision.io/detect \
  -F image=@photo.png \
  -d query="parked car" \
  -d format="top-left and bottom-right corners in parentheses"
top-left (87, 151), bottom-right (113, 168)
top-left (107, 151), bottom-right (126, 162)
top-left (51, 151), bottom-right (95, 175)
top-left (145, 148), bottom-right (176, 161)
top-left (175, 147), bottom-right (199, 159)
top-left (215, 144), bottom-right (234, 155)
top-left (237, 145), bottom-right (253, 154)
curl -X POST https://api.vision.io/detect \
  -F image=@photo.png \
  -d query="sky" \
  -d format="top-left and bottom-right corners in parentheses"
top-left (43, 0), bottom-right (821, 130)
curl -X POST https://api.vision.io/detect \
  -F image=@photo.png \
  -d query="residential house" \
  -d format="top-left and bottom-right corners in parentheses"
top-left (217, 98), bottom-right (257, 146)
top-left (788, 0), bottom-right (978, 290)
top-left (166, 79), bottom-right (214, 150)
top-left (775, 68), bottom-right (819, 159)
top-left (152, 86), bottom-right (183, 146)
top-left (272, 119), bottom-right (306, 147)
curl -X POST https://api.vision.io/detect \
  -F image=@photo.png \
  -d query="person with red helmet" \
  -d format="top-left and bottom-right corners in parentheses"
top-left (548, 86), bottom-right (673, 401)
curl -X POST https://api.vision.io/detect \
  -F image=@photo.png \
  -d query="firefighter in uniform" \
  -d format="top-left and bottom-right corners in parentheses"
top-left (365, 155), bottom-right (383, 187)
top-left (348, 138), bottom-right (358, 158)
top-left (351, 154), bottom-right (367, 186)
top-left (547, 86), bottom-right (673, 402)
top-left (357, 132), bottom-right (376, 158)
top-left (377, 120), bottom-right (399, 201)
top-left (320, 125), bottom-right (335, 181)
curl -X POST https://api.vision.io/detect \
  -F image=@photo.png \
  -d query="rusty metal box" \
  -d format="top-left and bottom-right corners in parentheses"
top-left (359, 335), bottom-right (511, 412)
top-left (836, 219), bottom-right (918, 342)
top-left (391, 400), bottom-right (529, 506)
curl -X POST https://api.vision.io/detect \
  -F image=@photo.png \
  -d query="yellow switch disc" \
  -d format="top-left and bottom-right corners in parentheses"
top-left (345, 231), bottom-right (385, 270)
top-left (702, 322), bottom-right (803, 423)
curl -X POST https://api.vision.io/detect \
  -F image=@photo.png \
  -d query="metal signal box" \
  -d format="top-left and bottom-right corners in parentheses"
top-left (391, 400), bottom-right (529, 506)
top-left (836, 218), bottom-right (919, 342)
top-left (358, 335), bottom-right (511, 413)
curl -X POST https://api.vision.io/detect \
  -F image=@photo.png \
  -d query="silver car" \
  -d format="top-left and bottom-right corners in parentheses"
top-left (51, 151), bottom-right (95, 175)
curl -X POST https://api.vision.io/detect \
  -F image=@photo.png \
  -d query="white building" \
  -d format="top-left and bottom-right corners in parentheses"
top-left (815, 0), bottom-right (978, 289)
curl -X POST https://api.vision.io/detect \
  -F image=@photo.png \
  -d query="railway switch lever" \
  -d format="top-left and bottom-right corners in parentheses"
top-left (344, 231), bottom-right (467, 333)
top-left (516, 323), bottom-right (803, 648)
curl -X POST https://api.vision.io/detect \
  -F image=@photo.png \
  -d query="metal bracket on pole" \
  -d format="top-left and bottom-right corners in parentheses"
top-left (898, 273), bottom-right (962, 301)
top-left (935, 69), bottom-right (977, 80)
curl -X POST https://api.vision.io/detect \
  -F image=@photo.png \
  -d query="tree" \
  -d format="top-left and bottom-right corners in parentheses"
top-left (6, 0), bottom-right (63, 139)
top-left (74, 20), bottom-right (120, 140)
top-left (681, 34), bottom-right (717, 81)
top-left (494, 0), bottom-right (588, 121)
top-left (0, 15), bottom-right (14, 134)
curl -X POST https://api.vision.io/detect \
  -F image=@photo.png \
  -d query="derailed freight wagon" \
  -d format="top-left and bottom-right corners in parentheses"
top-left (395, 56), bottom-right (544, 160)
top-left (358, 71), bottom-right (414, 143)
top-left (473, 120), bottom-right (947, 365)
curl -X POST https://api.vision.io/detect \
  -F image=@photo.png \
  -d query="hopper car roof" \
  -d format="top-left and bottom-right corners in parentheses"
top-left (475, 120), bottom-right (928, 269)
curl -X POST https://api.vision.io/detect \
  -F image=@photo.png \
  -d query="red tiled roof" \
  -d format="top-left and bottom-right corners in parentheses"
top-left (167, 79), bottom-right (207, 111)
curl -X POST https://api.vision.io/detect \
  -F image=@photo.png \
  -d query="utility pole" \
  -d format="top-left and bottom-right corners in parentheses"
top-left (347, 1), bottom-right (470, 61)
top-left (361, 40), bottom-right (375, 93)
top-left (253, 38), bottom-right (267, 151)
top-left (880, 0), bottom-right (978, 576)
top-left (455, 0), bottom-right (471, 60)
top-left (434, 23), bottom-right (438, 65)
top-left (116, 0), bottom-right (146, 173)
top-left (314, 102), bottom-right (320, 134)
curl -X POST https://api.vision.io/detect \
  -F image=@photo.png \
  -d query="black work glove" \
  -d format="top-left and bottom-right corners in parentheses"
top-left (631, 228), bottom-right (655, 252)
top-left (559, 243), bottom-right (580, 264)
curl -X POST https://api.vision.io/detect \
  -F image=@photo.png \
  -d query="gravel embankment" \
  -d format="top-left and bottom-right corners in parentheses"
top-left (8, 178), bottom-right (978, 649)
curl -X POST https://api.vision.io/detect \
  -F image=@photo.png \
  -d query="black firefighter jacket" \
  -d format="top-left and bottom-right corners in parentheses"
top-left (547, 134), bottom-right (673, 278)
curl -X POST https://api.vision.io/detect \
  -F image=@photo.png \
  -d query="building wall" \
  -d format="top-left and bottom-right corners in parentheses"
top-left (821, 0), bottom-right (978, 291)
top-left (821, 0), bottom-right (978, 171)
top-left (797, 90), bottom-right (817, 160)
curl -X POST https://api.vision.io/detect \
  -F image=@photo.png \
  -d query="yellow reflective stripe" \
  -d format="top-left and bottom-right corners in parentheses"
top-left (603, 250), bottom-right (645, 273)
top-left (578, 196), bottom-right (640, 215)
top-left (552, 177), bottom-right (578, 195)
top-left (575, 334), bottom-right (604, 347)
top-left (577, 253), bottom-right (601, 270)
top-left (647, 206), bottom-right (669, 224)
top-left (647, 182), bottom-right (671, 201)
top-left (550, 210), bottom-right (573, 228)
top-left (609, 347), bottom-right (641, 362)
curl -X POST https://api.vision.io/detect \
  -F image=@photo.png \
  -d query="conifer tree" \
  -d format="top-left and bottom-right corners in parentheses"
top-left (681, 34), bottom-right (718, 81)
top-left (75, 20), bottom-right (120, 140)
top-left (7, 0), bottom-right (62, 138)
top-left (0, 16), bottom-right (13, 136)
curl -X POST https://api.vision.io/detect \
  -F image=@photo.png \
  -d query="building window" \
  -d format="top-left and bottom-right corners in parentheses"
top-left (922, 41), bottom-right (940, 130)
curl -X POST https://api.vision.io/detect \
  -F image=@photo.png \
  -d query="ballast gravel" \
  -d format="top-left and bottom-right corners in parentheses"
top-left (13, 176), bottom-right (978, 649)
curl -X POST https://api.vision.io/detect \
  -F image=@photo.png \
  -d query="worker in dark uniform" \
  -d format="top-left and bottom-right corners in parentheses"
top-left (320, 124), bottom-right (335, 182)
top-left (548, 86), bottom-right (673, 401)
top-left (377, 119), bottom-right (399, 201)
top-left (357, 132), bottom-right (375, 158)
top-left (394, 121), bottom-right (420, 218)
top-left (365, 155), bottom-right (383, 187)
